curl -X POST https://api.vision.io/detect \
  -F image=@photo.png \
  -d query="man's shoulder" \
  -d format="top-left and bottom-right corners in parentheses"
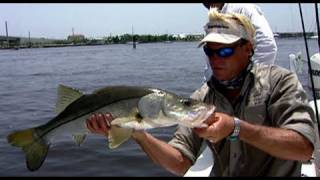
top-left (227, 3), bottom-right (256, 8)
top-left (225, 3), bottom-right (258, 13)
top-left (224, 3), bottom-right (267, 19)
top-left (253, 63), bottom-right (296, 81)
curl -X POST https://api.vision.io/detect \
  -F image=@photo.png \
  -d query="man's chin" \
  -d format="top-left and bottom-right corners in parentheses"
top-left (213, 71), bottom-right (233, 81)
top-left (213, 74), bottom-right (228, 81)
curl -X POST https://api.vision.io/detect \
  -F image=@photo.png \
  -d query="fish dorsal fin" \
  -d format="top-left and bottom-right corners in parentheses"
top-left (72, 134), bottom-right (87, 146)
top-left (55, 84), bottom-right (84, 114)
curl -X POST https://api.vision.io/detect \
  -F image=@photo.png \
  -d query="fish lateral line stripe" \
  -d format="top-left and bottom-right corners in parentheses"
top-left (37, 95), bottom-right (148, 138)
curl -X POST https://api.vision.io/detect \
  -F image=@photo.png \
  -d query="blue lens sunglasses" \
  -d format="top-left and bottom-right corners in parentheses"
top-left (203, 45), bottom-right (235, 58)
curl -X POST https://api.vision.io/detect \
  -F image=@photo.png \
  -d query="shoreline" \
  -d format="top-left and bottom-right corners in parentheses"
top-left (0, 40), bottom-right (193, 50)
top-left (1, 35), bottom-right (318, 50)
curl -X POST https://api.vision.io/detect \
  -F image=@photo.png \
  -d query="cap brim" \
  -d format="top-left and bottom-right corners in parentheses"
top-left (198, 33), bottom-right (241, 47)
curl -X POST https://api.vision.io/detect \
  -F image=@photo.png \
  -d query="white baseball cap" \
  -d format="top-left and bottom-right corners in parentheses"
top-left (198, 12), bottom-right (254, 47)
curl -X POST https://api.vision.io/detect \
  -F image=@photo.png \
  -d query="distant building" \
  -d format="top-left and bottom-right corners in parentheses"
top-left (67, 34), bottom-right (86, 43)
top-left (191, 33), bottom-right (204, 40)
top-left (172, 33), bottom-right (204, 40)
top-left (0, 36), bottom-right (21, 48)
top-left (179, 33), bottom-right (187, 39)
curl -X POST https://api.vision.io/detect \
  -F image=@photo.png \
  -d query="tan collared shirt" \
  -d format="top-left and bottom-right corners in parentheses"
top-left (168, 63), bottom-right (316, 176)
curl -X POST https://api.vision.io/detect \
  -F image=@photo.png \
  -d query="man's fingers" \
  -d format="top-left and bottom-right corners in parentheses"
top-left (91, 114), bottom-right (101, 130)
top-left (86, 118), bottom-right (95, 133)
top-left (193, 127), bottom-right (207, 137)
top-left (204, 116), bottom-right (215, 126)
top-left (99, 114), bottom-right (108, 131)
top-left (86, 119), bottom-right (92, 129)
top-left (105, 113), bottom-right (113, 127)
top-left (86, 113), bottom-right (102, 133)
top-left (86, 112), bottom-right (114, 134)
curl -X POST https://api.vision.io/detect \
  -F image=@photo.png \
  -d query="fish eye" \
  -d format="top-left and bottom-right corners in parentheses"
top-left (180, 99), bottom-right (191, 106)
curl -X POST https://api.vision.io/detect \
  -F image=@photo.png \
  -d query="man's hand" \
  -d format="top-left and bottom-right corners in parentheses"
top-left (86, 112), bottom-right (114, 136)
top-left (193, 112), bottom-right (236, 143)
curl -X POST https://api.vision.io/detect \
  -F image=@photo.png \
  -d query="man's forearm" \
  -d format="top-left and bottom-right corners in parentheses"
top-left (239, 120), bottom-right (313, 161)
top-left (131, 131), bottom-right (192, 176)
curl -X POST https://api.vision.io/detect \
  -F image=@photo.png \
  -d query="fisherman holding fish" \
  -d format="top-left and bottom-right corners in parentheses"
top-left (87, 8), bottom-right (316, 176)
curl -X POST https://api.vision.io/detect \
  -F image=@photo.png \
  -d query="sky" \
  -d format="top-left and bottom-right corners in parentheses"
top-left (0, 3), bottom-right (319, 39)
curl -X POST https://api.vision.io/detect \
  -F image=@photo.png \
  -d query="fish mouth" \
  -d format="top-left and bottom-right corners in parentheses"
top-left (181, 105), bottom-right (215, 128)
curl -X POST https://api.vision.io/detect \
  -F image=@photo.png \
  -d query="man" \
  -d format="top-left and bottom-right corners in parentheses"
top-left (86, 9), bottom-right (315, 176)
top-left (202, 3), bottom-right (278, 82)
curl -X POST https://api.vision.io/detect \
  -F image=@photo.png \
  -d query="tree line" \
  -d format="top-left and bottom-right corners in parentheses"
top-left (52, 34), bottom-right (203, 45)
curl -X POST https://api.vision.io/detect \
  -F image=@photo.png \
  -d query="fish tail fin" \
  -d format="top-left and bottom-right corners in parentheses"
top-left (7, 128), bottom-right (49, 171)
top-left (108, 126), bottom-right (133, 149)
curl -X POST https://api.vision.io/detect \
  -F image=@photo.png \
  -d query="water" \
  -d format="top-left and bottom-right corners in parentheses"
top-left (0, 39), bottom-right (318, 176)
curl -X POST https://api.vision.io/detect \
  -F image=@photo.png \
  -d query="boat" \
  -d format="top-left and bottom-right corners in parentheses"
top-left (289, 52), bottom-right (320, 177)
top-left (289, 52), bottom-right (320, 92)
top-left (309, 35), bottom-right (318, 39)
top-left (288, 51), bottom-right (306, 74)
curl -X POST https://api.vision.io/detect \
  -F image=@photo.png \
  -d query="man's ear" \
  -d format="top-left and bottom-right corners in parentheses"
top-left (244, 42), bottom-right (254, 57)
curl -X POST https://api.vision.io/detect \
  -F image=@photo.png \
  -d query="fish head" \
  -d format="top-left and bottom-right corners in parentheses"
top-left (111, 89), bottom-right (215, 130)
top-left (161, 93), bottom-right (215, 128)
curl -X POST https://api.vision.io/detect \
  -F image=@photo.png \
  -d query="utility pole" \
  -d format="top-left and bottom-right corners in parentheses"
top-left (132, 25), bottom-right (136, 49)
top-left (28, 31), bottom-right (31, 48)
top-left (5, 21), bottom-right (9, 48)
top-left (72, 27), bottom-right (75, 44)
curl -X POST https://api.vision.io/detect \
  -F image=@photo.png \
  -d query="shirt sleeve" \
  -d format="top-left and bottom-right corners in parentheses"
top-left (268, 66), bottom-right (316, 148)
top-left (167, 86), bottom-right (208, 163)
top-left (168, 126), bottom-right (203, 164)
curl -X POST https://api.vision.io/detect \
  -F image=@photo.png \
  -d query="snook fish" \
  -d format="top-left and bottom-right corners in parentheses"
top-left (7, 85), bottom-right (215, 171)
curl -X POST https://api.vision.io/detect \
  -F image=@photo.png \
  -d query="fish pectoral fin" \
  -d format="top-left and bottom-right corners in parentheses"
top-left (72, 134), bottom-right (87, 146)
top-left (108, 115), bottom-right (163, 148)
top-left (108, 126), bottom-right (133, 149)
top-left (55, 84), bottom-right (84, 114)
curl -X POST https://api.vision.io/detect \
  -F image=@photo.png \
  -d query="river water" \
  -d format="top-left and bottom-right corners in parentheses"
top-left (0, 39), bottom-right (319, 176)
